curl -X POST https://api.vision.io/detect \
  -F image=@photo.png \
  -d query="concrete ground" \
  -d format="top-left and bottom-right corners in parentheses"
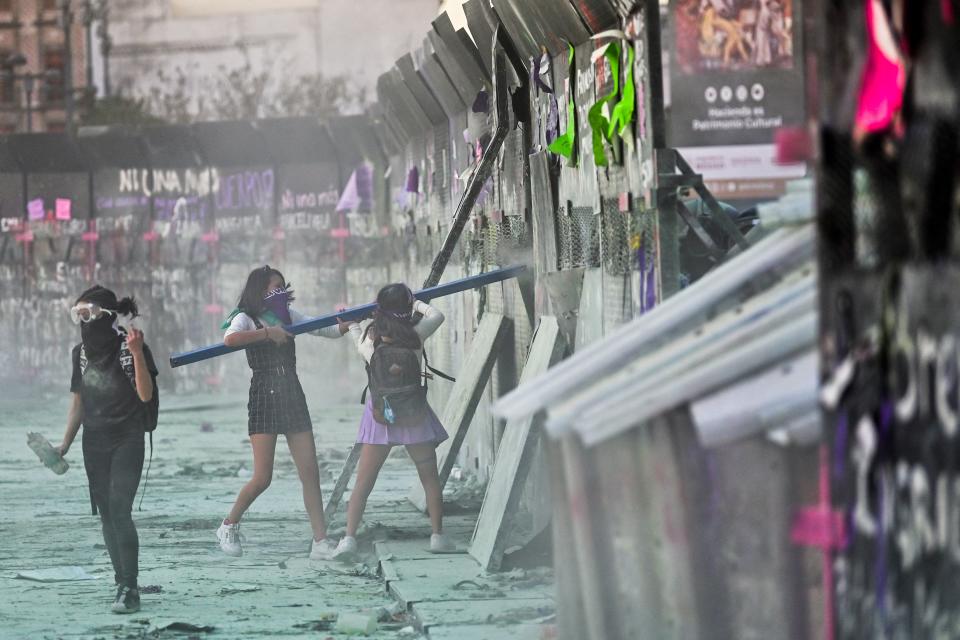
top-left (0, 387), bottom-right (554, 639)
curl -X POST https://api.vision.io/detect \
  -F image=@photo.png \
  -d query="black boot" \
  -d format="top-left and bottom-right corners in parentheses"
top-left (111, 586), bottom-right (140, 614)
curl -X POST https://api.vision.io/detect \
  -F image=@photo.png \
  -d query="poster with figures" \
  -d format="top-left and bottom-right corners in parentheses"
top-left (825, 268), bottom-right (960, 638)
top-left (668, 0), bottom-right (806, 199)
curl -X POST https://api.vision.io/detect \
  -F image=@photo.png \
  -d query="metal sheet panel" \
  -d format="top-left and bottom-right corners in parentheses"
top-left (463, 0), bottom-right (496, 75)
top-left (418, 46), bottom-right (466, 117)
top-left (388, 68), bottom-right (434, 134)
top-left (431, 12), bottom-right (488, 85)
top-left (377, 72), bottom-right (427, 138)
top-left (491, 0), bottom-right (539, 60)
top-left (191, 120), bottom-right (270, 166)
top-left (9, 133), bottom-right (86, 172)
top-left (141, 125), bottom-right (205, 167)
top-left (506, 0), bottom-right (566, 57)
top-left (77, 126), bottom-right (149, 169)
top-left (529, 0), bottom-right (590, 48)
top-left (570, 0), bottom-right (618, 33)
top-left (396, 54), bottom-right (447, 125)
top-left (428, 29), bottom-right (483, 105)
top-left (256, 117), bottom-right (335, 164)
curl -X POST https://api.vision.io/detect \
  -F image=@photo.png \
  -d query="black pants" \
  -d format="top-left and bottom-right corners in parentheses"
top-left (82, 426), bottom-right (144, 589)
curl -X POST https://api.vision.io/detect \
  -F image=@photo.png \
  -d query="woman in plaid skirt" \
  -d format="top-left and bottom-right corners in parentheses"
top-left (216, 266), bottom-right (346, 559)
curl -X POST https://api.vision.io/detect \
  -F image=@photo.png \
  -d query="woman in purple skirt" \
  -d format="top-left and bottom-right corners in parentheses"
top-left (333, 283), bottom-right (455, 556)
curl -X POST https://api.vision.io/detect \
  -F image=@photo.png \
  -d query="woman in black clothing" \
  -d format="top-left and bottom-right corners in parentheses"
top-left (56, 285), bottom-right (158, 615)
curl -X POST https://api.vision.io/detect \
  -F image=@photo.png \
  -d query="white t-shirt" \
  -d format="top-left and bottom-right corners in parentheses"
top-left (348, 300), bottom-right (444, 364)
top-left (224, 308), bottom-right (342, 340)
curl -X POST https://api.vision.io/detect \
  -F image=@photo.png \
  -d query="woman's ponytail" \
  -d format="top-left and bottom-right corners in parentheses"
top-left (115, 296), bottom-right (140, 318)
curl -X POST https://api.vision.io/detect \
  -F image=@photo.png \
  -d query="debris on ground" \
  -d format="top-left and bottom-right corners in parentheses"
top-left (148, 620), bottom-right (215, 634)
top-left (452, 579), bottom-right (506, 598)
top-left (176, 462), bottom-right (246, 478)
top-left (491, 567), bottom-right (554, 590)
top-left (14, 566), bottom-right (100, 582)
top-left (443, 474), bottom-right (487, 511)
top-left (218, 583), bottom-right (261, 594)
top-left (484, 605), bottom-right (555, 625)
top-left (293, 612), bottom-right (336, 631)
top-left (140, 585), bottom-right (163, 594)
top-left (334, 610), bottom-right (379, 636)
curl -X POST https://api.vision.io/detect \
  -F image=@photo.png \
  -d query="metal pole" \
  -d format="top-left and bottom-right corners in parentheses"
top-left (24, 75), bottom-right (33, 133)
top-left (82, 0), bottom-right (93, 90)
top-left (60, 0), bottom-right (74, 129)
top-left (96, 1), bottom-right (110, 97)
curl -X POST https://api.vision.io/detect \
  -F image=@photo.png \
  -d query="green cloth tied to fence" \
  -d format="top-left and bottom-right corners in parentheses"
top-left (547, 43), bottom-right (577, 166)
top-left (608, 43), bottom-right (636, 145)
top-left (588, 41), bottom-right (621, 167)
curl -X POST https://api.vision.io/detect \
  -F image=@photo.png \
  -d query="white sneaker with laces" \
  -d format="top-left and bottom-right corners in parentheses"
top-left (430, 533), bottom-right (456, 553)
top-left (332, 535), bottom-right (358, 560)
top-left (310, 537), bottom-right (337, 560)
top-left (216, 521), bottom-right (243, 557)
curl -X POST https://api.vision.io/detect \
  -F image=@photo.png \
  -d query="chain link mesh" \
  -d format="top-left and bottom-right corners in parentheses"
top-left (602, 198), bottom-right (633, 275)
top-left (558, 206), bottom-right (600, 269)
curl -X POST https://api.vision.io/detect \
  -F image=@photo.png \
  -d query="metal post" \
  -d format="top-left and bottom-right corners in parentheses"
top-left (24, 75), bottom-right (33, 133)
top-left (82, 0), bottom-right (93, 90)
top-left (59, 0), bottom-right (74, 129)
top-left (96, 0), bottom-right (110, 97)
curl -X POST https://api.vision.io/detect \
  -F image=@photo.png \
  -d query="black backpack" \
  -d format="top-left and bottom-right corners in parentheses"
top-left (366, 343), bottom-right (430, 427)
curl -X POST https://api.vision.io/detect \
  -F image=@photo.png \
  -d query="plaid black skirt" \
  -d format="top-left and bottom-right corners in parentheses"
top-left (247, 370), bottom-right (313, 436)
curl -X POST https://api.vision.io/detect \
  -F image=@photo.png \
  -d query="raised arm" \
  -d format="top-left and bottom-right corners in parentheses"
top-left (125, 328), bottom-right (155, 403)
top-left (224, 312), bottom-right (291, 347)
top-left (290, 308), bottom-right (345, 339)
top-left (348, 321), bottom-right (376, 364)
top-left (413, 300), bottom-right (445, 340)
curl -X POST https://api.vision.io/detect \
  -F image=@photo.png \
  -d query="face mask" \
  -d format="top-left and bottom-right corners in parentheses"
top-left (80, 313), bottom-right (122, 362)
top-left (263, 287), bottom-right (292, 325)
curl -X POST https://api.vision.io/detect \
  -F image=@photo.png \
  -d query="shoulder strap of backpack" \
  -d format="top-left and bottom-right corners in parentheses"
top-left (138, 432), bottom-right (152, 512)
top-left (423, 350), bottom-right (456, 383)
top-left (118, 339), bottom-right (137, 390)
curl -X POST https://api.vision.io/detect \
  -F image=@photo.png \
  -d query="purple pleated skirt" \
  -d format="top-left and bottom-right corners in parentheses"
top-left (356, 398), bottom-right (449, 446)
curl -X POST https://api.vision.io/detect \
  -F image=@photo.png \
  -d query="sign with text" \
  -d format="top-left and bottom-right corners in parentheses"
top-left (826, 268), bottom-right (960, 638)
top-left (93, 168), bottom-right (152, 233)
top-left (668, 0), bottom-right (806, 194)
top-left (277, 162), bottom-right (340, 232)
top-left (213, 165), bottom-right (275, 233)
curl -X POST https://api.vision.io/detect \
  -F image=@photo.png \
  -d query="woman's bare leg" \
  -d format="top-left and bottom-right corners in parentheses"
top-left (285, 431), bottom-right (328, 541)
top-left (345, 444), bottom-right (391, 537)
top-left (227, 434), bottom-right (277, 523)
top-left (406, 443), bottom-right (442, 535)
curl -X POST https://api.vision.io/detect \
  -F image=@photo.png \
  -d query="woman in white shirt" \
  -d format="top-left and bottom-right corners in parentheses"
top-left (215, 265), bottom-right (346, 560)
top-left (333, 283), bottom-right (455, 556)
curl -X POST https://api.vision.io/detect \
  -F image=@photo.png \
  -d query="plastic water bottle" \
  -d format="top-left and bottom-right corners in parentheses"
top-left (27, 432), bottom-right (69, 475)
top-left (383, 398), bottom-right (396, 424)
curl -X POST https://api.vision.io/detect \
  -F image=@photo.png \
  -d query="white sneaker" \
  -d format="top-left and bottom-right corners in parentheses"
top-left (216, 521), bottom-right (243, 557)
top-left (430, 533), bottom-right (456, 553)
top-left (309, 537), bottom-right (337, 560)
top-left (331, 535), bottom-right (358, 560)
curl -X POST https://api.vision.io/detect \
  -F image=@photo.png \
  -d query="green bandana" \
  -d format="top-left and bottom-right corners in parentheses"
top-left (547, 43), bottom-right (578, 166)
top-left (220, 309), bottom-right (284, 331)
top-left (608, 43), bottom-right (635, 143)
